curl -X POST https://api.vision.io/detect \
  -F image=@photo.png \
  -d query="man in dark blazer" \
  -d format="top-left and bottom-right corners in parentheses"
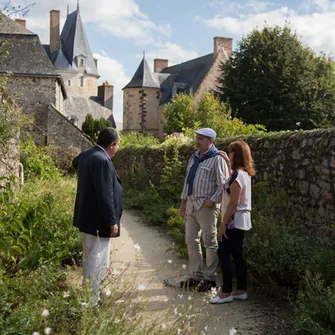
top-left (72, 127), bottom-right (123, 305)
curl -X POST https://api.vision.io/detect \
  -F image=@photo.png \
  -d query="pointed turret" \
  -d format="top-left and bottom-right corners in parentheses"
top-left (123, 55), bottom-right (160, 89)
top-left (59, 7), bottom-right (99, 77)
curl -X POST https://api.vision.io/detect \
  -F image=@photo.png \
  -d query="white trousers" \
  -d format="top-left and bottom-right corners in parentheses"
top-left (81, 233), bottom-right (111, 305)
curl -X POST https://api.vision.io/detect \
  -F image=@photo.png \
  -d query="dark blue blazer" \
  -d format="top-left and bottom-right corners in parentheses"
top-left (72, 145), bottom-right (123, 238)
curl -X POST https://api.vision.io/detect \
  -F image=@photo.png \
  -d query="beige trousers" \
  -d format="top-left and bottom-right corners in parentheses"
top-left (185, 199), bottom-right (219, 282)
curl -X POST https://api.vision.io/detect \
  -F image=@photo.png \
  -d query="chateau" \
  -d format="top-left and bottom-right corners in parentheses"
top-left (123, 37), bottom-right (232, 136)
top-left (0, 4), bottom-right (115, 149)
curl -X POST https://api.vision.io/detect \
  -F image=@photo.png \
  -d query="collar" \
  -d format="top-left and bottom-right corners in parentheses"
top-left (95, 144), bottom-right (110, 160)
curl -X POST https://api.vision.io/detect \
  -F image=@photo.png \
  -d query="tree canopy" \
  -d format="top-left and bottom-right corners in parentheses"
top-left (218, 25), bottom-right (335, 131)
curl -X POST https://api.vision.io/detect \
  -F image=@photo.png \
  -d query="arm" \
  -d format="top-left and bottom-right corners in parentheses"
top-left (93, 160), bottom-right (118, 236)
top-left (209, 156), bottom-right (229, 204)
top-left (217, 151), bottom-right (232, 175)
top-left (179, 158), bottom-right (192, 218)
top-left (218, 181), bottom-right (241, 241)
top-left (72, 154), bottom-right (80, 170)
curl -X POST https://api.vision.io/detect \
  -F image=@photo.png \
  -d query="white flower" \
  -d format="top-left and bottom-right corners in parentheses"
top-left (41, 309), bottom-right (49, 317)
top-left (229, 328), bottom-right (237, 335)
top-left (194, 238), bottom-right (200, 243)
top-left (63, 291), bottom-right (70, 298)
top-left (182, 264), bottom-right (187, 269)
top-left (44, 328), bottom-right (52, 335)
top-left (112, 268), bottom-right (120, 275)
top-left (115, 318), bottom-right (120, 324)
top-left (81, 302), bottom-right (89, 308)
top-left (162, 323), bottom-right (167, 329)
top-left (177, 328), bottom-right (181, 335)
top-left (204, 325), bottom-right (208, 331)
top-left (134, 243), bottom-right (141, 251)
top-left (174, 307), bottom-right (178, 315)
top-left (96, 252), bottom-right (101, 259)
top-left (178, 294), bottom-right (183, 299)
top-left (188, 296), bottom-right (192, 301)
top-left (163, 297), bottom-right (168, 303)
top-left (32, 332), bottom-right (40, 335)
top-left (167, 260), bottom-right (172, 264)
top-left (138, 284), bottom-right (145, 291)
top-left (104, 288), bottom-right (111, 297)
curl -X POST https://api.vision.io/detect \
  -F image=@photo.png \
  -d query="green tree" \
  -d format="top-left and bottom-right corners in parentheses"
top-left (82, 114), bottom-right (112, 141)
top-left (163, 92), bottom-right (195, 133)
top-left (218, 25), bottom-right (335, 131)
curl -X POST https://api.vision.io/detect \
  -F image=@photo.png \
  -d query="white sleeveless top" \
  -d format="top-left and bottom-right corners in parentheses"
top-left (221, 169), bottom-right (252, 231)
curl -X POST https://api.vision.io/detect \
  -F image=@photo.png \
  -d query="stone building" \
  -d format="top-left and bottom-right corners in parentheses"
top-left (123, 37), bottom-right (232, 136)
top-left (0, 5), bottom-right (115, 150)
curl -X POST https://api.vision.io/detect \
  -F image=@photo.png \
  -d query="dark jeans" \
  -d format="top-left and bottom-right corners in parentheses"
top-left (217, 228), bottom-right (247, 293)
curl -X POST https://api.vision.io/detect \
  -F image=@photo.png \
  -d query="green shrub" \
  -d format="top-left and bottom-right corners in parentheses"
top-left (20, 139), bottom-right (62, 180)
top-left (294, 272), bottom-right (335, 335)
top-left (120, 131), bottom-right (160, 148)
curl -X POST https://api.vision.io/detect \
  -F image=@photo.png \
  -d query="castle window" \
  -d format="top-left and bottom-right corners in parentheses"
top-left (68, 80), bottom-right (71, 86)
top-left (80, 58), bottom-right (84, 67)
top-left (80, 76), bottom-right (84, 88)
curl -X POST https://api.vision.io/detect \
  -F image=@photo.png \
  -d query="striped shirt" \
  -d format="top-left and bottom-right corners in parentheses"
top-left (181, 152), bottom-right (229, 212)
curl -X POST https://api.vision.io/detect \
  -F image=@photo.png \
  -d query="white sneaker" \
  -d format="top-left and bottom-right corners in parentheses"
top-left (232, 293), bottom-right (248, 301)
top-left (209, 295), bottom-right (233, 304)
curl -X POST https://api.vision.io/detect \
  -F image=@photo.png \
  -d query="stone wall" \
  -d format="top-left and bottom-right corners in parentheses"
top-left (7, 76), bottom-right (60, 145)
top-left (123, 87), bottom-right (161, 136)
top-left (47, 105), bottom-right (93, 150)
top-left (59, 70), bottom-right (98, 96)
top-left (115, 129), bottom-right (335, 236)
top-left (0, 138), bottom-right (20, 179)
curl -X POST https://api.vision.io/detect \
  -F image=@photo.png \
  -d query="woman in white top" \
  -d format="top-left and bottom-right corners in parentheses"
top-left (210, 140), bottom-right (256, 304)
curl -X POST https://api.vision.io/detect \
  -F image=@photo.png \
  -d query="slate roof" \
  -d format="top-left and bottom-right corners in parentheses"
top-left (0, 12), bottom-right (35, 35)
top-left (59, 8), bottom-right (99, 77)
top-left (123, 56), bottom-right (160, 89)
top-left (64, 94), bottom-right (116, 128)
top-left (123, 52), bottom-right (215, 105)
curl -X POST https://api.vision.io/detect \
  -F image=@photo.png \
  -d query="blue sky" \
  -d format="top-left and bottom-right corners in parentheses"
top-left (4, 0), bottom-right (335, 123)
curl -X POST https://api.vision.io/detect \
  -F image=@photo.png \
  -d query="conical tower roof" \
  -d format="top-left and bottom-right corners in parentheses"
top-left (123, 56), bottom-right (160, 89)
top-left (60, 6), bottom-right (99, 77)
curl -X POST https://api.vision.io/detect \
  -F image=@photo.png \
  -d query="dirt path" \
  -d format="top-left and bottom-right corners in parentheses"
top-left (68, 210), bottom-right (291, 335)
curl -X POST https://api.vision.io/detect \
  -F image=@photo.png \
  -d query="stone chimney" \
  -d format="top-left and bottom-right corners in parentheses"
top-left (50, 10), bottom-right (60, 55)
top-left (214, 37), bottom-right (232, 57)
top-left (98, 81), bottom-right (114, 111)
top-left (154, 58), bottom-right (169, 73)
top-left (15, 19), bottom-right (26, 28)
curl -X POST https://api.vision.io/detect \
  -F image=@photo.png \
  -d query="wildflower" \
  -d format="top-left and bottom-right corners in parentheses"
top-left (96, 252), bottom-right (101, 259)
top-left (167, 259), bottom-right (172, 264)
top-left (41, 309), bottom-right (49, 317)
top-left (229, 328), bottom-right (237, 335)
top-left (44, 328), bottom-right (52, 335)
top-left (204, 325), bottom-right (208, 331)
top-left (178, 294), bottom-right (183, 299)
top-left (112, 268), bottom-right (120, 275)
top-left (194, 238), bottom-right (200, 243)
top-left (162, 323), bottom-right (167, 329)
top-left (173, 132), bottom-right (180, 137)
top-left (63, 291), bottom-right (70, 298)
top-left (115, 319), bottom-right (120, 324)
top-left (81, 302), bottom-right (89, 308)
top-left (177, 329), bottom-right (181, 335)
top-left (32, 332), bottom-right (40, 335)
top-left (163, 133), bottom-right (167, 137)
top-left (104, 288), bottom-right (111, 297)
top-left (188, 296), bottom-right (192, 301)
top-left (174, 307), bottom-right (178, 315)
top-left (138, 284), bottom-right (145, 291)
top-left (134, 243), bottom-right (141, 251)
top-left (163, 297), bottom-right (168, 303)
top-left (182, 264), bottom-right (187, 269)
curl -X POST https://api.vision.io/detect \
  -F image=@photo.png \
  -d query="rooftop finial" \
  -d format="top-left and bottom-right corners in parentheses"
top-left (77, 0), bottom-right (79, 11)
top-left (67, 4), bottom-right (69, 16)
top-left (143, 50), bottom-right (145, 58)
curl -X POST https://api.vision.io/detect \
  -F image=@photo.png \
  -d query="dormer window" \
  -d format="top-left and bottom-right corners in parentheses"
top-left (80, 59), bottom-right (84, 67)
top-left (68, 80), bottom-right (71, 86)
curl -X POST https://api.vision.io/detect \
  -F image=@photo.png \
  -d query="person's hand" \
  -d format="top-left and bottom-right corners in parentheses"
top-left (217, 150), bottom-right (230, 165)
top-left (218, 223), bottom-right (228, 242)
top-left (110, 224), bottom-right (118, 237)
top-left (179, 204), bottom-right (186, 218)
top-left (204, 199), bottom-right (214, 208)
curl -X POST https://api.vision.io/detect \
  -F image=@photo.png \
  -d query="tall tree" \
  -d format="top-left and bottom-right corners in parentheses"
top-left (218, 25), bottom-right (335, 131)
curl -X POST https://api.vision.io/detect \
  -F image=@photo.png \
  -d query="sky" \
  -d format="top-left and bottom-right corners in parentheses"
top-left (3, 0), bottom-right (335, 123)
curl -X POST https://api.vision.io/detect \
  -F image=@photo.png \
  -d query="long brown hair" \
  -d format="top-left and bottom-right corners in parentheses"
top-left (229, 140), bottom-right (256, 176)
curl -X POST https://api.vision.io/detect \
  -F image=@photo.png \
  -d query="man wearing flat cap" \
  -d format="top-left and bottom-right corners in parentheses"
top-left (179, 128), bottom-right (229, 291)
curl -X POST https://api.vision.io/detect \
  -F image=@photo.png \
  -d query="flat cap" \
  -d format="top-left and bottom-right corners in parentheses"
top-left (195, 128), bottom-right (216, 140)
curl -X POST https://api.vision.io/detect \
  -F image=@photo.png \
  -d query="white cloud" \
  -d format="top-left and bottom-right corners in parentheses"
top-left (199, 3), bottom-right (335, 55)
top-left (8, 0), bottom-right (170, 44)
top-left (208, 0), bottom-right (274, 14)
top-left (143, 42), bottom-right (199, 68)
top-left (93, 51), bottom-right (131, 123)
